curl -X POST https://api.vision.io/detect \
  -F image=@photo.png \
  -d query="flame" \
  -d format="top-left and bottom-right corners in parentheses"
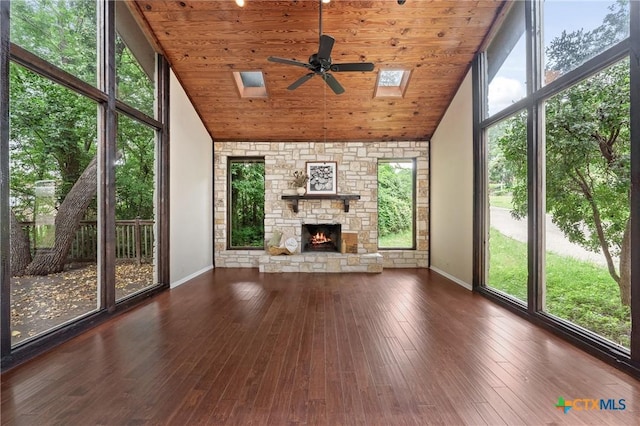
top-left (310, 232), bottom-right (331, 245)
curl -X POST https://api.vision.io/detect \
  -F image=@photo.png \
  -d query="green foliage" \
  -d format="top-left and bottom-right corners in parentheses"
top-left (377, 162), bottom-right (413, 244)
top-left (544, 61), bottom-right (630, 254)
top-left (9, 0), bottom-right (156, 223)
top-left (116, 115), bottom-right (155, 220)
top-left (10, 0), bottom-right (98, 84)
top-left (9, 63), bottom-right (98, 219)
top-left (231, 226), bottom-right (264, 248)
top-left (491, 111), bottom-right (528, 219)
top-left (115, 35), bottom-right (155, 116)
top-left (230, 161), bottom-right (265, 247)
top-left (487, 120), bottom-right (516, 193)
top-left (488, 228), bottom-right (630, 347)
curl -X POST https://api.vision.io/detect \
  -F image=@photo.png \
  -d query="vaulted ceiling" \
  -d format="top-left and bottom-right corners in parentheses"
top-left (131, 0), bottom-right (505, 142)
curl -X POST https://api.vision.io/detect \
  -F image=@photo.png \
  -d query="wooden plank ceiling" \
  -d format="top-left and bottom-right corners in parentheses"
top-left (132, 0), bottom-right (505, 142)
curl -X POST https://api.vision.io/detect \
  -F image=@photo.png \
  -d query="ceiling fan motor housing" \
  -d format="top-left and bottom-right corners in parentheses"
top-left (309, 54), bottom-right (332, 73)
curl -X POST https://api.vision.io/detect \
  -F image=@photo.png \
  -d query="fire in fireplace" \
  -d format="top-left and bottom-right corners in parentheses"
top-left (302, 224), bottom-right (342, 253)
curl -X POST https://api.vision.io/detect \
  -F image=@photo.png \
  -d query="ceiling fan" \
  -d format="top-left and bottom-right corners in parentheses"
top-left (267, 1), bottom-right (375, 95)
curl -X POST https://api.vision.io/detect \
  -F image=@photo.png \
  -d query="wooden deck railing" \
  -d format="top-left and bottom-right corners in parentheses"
top-left (19, 219), bottom-right (154, 264)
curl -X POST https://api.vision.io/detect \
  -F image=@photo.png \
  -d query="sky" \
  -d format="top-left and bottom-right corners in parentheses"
top-left (488, 0), bottom-right (624, 115)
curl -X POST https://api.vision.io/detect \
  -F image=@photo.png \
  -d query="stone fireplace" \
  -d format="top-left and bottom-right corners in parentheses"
top-left (213, 141), bottom-right (429, 272)
top-left (302, 224), bottom-right (341, 253)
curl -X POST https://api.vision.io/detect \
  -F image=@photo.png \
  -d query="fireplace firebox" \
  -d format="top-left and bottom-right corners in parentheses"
top-left (302, 224), bottom-right (342, 253)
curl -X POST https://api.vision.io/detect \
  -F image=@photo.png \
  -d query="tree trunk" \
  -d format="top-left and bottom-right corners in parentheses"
top-left (9, 209), bottom-right (32, 276)
top-left (25, 156), bottom-right (98, 275)
top-left (618, 218), bottom-right (631, 306)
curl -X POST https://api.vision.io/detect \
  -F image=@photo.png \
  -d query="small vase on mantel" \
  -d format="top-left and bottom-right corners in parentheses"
top-left (296, 187), bottom-right (306, 196)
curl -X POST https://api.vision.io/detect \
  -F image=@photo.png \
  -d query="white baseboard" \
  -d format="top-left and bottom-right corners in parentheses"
top-left (170, 265), bottom-right (214, 289)
top-left (429, 266), bottom-right (472, 290)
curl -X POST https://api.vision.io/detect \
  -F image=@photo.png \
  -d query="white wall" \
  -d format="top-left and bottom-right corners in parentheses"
top-left (430, 71), bottom-right (474, 289)
top-left (169, 71), bottom-right (213, 287)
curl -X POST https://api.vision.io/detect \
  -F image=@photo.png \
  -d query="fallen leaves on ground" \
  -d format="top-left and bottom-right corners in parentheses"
top-left (10, 261), bottom-right (154, 344)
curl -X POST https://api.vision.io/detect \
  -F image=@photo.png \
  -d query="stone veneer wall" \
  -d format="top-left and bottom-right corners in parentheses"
top-left (214, 141), bottom-right (429, 269)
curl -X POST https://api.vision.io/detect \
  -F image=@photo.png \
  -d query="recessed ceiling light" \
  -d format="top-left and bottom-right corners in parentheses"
top-left (235, 0), bottom-right (245, 7)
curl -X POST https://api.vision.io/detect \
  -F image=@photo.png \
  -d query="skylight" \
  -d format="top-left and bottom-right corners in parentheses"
top-left (233, 71), bottom-right (268, 98)
top-left (375, 69), bottom-right (411, 98)
top-left (378, 70), bottom-right (405, 86)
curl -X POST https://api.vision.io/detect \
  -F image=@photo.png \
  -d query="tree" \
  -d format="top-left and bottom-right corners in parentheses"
top-left (498, 1), bottom-right (631, 305)
top-left (23, 156), bottom-right (99, 275)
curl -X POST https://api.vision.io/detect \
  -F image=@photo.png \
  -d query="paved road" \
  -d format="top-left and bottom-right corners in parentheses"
top-left (490, 207), bottom-right (612, 267)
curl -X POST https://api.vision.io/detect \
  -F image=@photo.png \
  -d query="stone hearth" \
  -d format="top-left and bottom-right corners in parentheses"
top-left (259, 253), bottom-right (383, 273)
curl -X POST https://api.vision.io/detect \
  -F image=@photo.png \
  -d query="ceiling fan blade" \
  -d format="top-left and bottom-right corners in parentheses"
top-left (330, 62), bottom-right (375, 72)
top-left (322, 73), bottom-right (345, 95)
top-left (317, 35), bottom-right (335, 61)
top-left (268, 56), bottom-right (311, 69)
top-left (287, 73), bottom-right (315, 90)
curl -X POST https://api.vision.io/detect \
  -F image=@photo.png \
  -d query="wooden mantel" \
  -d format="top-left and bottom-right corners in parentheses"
top-left (281, 194), bottom-right (361, 213)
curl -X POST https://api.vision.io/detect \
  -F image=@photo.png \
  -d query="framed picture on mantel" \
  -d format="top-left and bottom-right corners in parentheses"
top-left (306, 161), bottom-right (337, 194)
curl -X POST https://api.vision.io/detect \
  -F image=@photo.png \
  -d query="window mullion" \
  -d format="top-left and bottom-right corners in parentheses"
top-left (0, 0), bottom-right (11, 358)
top-left (156, 54), bottom-right (170, 286)
top-left (98, 0), bottom-right (117, 310)
top-left (526, 0), bottom-right (544, 312)
top-left (629, 0), bottom-right (640, 363)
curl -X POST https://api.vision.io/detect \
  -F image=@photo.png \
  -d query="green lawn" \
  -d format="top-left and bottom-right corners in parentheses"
top-left (488, 228), bottom-right (630, 348)
top-left (489, 194), bottom-right (513, 209)
top-left (379, 229), bottom-right (413, 248)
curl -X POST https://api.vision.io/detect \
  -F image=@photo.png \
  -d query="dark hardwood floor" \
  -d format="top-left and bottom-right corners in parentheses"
top-left (1, 268), bottom-right (639, 425)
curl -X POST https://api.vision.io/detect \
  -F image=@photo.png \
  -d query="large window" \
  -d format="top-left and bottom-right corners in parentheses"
top-left (1, 1), bottom-right (168, 367)
top-left (228, 158), bottom-right (265, 249)
top-left (476, 0), bottom-right (638, 370)
top-left (377, 159), bottom-right (415, 249)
